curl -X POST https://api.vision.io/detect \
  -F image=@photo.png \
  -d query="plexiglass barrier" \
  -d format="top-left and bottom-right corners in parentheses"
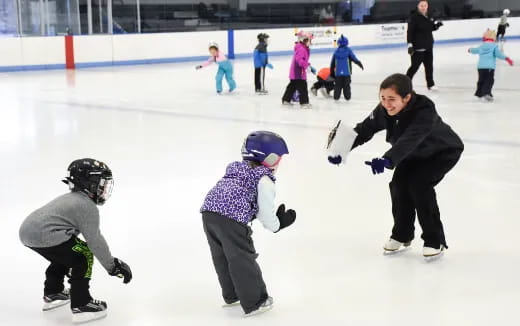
top-left (0, 0), bottom-right (517, 36)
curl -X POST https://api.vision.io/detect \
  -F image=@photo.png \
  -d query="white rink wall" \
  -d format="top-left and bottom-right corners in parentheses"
top-left (0, 17), bottom-right (519, 71)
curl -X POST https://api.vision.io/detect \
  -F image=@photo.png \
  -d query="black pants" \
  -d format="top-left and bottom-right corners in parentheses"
top-left (497, 24), bottom-right (506, 40)
top-left (312, 77), bottom-right (334, 93)
top-left (389, 150), bottom-right (462, 249)
top-left (475, 69), bottom-right (495, 97)
top-left (254, 67), bottom-right (265, 91)
top-left (202, 212), bottom-right (268, 314)
top-left (30, 237), bottom-right (93, 308)
top-left (282, 79), bottom-right (309, 104)
top-left (334, 76), bottom-right (352, 100)
top-left (406, 49), bottom-right (435, 88)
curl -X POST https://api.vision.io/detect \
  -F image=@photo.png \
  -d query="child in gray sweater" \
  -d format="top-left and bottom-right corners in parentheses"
top-left (19, 158), bottom-right (132, 324)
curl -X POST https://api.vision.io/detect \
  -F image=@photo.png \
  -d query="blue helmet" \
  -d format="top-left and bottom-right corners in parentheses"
top-left (241, 131), bottom-right (289, 167)
top-left (337, 34), bottom-right (349, 47)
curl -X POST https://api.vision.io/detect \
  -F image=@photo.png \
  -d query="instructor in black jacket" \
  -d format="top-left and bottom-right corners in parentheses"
top-left (406, 0), bottom-right (443, 90)
top-left (328, 74), bottom-right (464, 258)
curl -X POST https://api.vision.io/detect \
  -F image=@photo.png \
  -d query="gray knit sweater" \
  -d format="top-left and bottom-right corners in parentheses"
top-left (19, 191), bottom-right (115, 272)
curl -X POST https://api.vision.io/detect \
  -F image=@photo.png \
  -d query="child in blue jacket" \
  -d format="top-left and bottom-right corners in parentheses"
top-left (254, 33), bottom-right (274, 94)
top-left (468, 29), bottom-right (513, 101)
top-left (330, 34), bottom-right (363, 101)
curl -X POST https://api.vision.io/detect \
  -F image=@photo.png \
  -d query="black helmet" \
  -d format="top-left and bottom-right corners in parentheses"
top-left (257, 33), bottom-right (269, 42)
top-left (62, 158), bottom-right (113, 205)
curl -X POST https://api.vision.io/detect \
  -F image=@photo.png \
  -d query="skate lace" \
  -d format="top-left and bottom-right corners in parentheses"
top-left (91, 299), bottom-right (103, 305)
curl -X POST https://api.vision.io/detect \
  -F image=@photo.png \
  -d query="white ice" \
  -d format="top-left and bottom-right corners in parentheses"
top-left (1, 41), bottom-right (519, 326)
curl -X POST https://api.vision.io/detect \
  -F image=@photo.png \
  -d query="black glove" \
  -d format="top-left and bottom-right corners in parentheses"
top-left (435, 21), bottom-right (443, 28)
top-left (109, 258), bottom-right (132, 284)
top-left (407, 46), bottom-right (414, 55)
top-left (355, 61), bottom-right (364, 70)
top-left (275, 204), bottom-right (296, 232)
top-left (195, 65), bottom-right (203, 70)
top-left (506, 23), bottom-right (510, 27)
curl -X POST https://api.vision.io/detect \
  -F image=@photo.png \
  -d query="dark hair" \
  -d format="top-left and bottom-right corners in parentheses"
top-left (380, 73), bottom-right (413, 98)
top-left (247, 160), bottom-right (262, 168)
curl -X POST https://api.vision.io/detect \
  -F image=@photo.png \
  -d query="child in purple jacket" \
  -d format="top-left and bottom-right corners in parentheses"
top-left (200, 131), bottom-right (296, 317)
top-left (281, 31), bottom-right (317, 108)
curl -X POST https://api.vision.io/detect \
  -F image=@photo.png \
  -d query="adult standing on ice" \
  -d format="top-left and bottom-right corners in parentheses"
top-left (327, 74), bottom-right (464, 259)
top-left (406, 0), bottom-right (443, 91)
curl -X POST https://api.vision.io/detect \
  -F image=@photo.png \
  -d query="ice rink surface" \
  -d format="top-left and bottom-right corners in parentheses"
top-left (1, 41), bottom-right (519, 326)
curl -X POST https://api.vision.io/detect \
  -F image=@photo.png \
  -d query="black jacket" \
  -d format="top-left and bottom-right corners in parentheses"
top-left (407, 11), bottom-right (441, 50)
top-left (352, 94), bottom-right (464, 167)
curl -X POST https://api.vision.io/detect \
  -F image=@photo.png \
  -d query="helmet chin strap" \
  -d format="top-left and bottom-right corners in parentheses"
top-left (262, 156), bottom-right (282, 169)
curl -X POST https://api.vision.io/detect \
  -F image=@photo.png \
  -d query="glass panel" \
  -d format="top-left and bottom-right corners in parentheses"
top-left (8, 0), bottom-right (520, 36)
top-left (0, 0), bottom-right (19, 35)
top-left (91, 0), bottom-right (108, 33)
top-left (54, 0), bottom-right (81, 35)
top-left (18, 0), bottom-right (44, 35)
top-left (140, 1), bottom-right (202, 33)
top-left (112, 0), bottom-right (137, 33)
top-left (77, 0), bottom-right (90, 34)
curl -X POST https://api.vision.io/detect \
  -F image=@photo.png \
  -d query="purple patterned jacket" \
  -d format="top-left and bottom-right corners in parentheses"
top-left (201, 161), bottom-right (276, 224)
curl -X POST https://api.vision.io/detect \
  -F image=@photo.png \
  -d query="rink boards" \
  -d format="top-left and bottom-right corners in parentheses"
top-left (0, 17), bottom-right (519, 72)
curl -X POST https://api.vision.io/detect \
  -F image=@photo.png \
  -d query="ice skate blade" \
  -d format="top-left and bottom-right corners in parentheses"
top-left (383, 246), bottom-right (411, 256)
top-left (222, 301), bottom-right (240, 308)
top-left (424, 251), bottom-right (445, 262)
top-left (244, 304), bottom-right (273, 317)
top-left (72, 310), bottom-right (108, 324)
top-left (43, 299), bottom-right (70, 311)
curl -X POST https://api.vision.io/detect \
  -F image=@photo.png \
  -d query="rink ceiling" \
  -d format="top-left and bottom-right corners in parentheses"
top-left (1, 41), bottom-right (519, 325)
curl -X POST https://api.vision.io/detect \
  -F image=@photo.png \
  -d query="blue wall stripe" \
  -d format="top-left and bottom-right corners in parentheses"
top-left (0, 35), bottom-right (518, 72)
top-left (0, 63), bottom-right (66, 72)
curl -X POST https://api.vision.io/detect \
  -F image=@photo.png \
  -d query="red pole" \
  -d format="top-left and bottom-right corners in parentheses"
top-left (65, 35), bottom-right (75, 69)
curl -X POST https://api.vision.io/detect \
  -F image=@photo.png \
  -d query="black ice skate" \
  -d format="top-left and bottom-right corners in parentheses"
top-left (42, 288), bottom-right (70, 311)
top-left (71, 299), bottom-right (108, 324)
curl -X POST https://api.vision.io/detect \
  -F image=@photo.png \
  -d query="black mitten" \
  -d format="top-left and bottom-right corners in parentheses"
top-left (276, 204), bottom-right (296, 232)
top-left (109, 258), bottom-right (132, 284)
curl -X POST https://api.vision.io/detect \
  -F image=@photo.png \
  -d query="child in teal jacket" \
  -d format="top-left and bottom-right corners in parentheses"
top-left (468, 29), bottom-right (513, 101)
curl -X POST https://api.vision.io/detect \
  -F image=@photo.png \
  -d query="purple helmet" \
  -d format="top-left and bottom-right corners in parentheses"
top-left (241, 131), bottom-right (289, 167)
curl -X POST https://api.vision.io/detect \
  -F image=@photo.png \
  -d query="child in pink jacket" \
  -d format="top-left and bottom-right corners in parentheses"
top-left (282, 32), bottom-right (316, 108)
top-left (196, 41), bottom-right (237, 94)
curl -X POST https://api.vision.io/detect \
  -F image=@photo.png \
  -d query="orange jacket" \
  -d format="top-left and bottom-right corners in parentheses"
top-left (318, 67), bottom-right (331, 80)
